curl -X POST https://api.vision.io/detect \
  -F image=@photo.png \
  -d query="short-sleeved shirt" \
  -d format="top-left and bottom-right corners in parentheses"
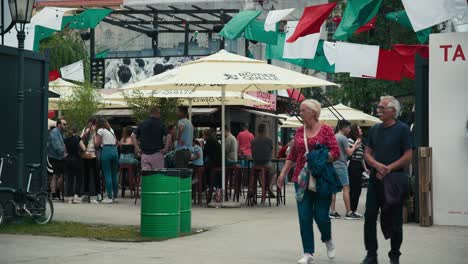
top-left (252, 136), bottom-right (273, 166)
top-left (367, 120), bottom-right (414, 166)
top-left (134, 117), bottom-right (166, 154)
top-left (191, 145), bottom-right (204, 166)
top-left (225, 134), bottom-right (238, 162)
top-left (176, 118), bottom-right (193, 151)
top-left (348, 138), bottom-right (364, 162)
top-left (237, 130), bottom-right (254, 156)
top-left (97, 128), bottom-right (116, 145)
top-left (333, 133), bottom-right (349, 170)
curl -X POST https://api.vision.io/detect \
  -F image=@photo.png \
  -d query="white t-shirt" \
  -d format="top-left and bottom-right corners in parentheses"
top-left (97, 128), bottom-right (116, 145)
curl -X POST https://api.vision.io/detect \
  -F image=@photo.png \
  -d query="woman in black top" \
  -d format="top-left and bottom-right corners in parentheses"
top-left (64, 127), bottom-right (83, 204)
top-left (347, 125), bottom-right (370, 216)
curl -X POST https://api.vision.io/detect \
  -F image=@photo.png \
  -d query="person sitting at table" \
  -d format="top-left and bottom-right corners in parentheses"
top-left (251, 123), bottom-right (276, 198)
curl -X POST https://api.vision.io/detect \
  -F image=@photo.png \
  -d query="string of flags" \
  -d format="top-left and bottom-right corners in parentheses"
top-left (219, 0), bottom-right (467, 81)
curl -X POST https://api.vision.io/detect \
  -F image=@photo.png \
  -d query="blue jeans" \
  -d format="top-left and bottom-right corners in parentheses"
top-left (295, 183), bottom-right (332, 254)
top-left (101, 146), bottom-right (119, 199)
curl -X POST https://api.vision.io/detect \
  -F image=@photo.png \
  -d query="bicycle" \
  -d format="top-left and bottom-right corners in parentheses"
top-left (0, 155), bottom-right (54, 225)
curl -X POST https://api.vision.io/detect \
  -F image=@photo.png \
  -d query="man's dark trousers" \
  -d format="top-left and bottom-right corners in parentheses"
top-left (364, 177), bottom-right (403, 259)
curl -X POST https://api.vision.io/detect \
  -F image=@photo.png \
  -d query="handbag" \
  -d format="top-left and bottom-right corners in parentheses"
top-left (303, 126), bottom-right (317, 192)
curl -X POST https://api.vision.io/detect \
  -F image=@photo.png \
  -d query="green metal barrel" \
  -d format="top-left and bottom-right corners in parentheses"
top-left (179, 168), bottom-right (193, 233)
top-left (140, 169), bottom-right (180, 238)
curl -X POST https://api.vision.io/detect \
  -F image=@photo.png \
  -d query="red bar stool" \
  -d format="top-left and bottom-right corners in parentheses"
top-left (192, 166), bottom-right (205, 206)
top-left (119, 163), bottom-right (136, 198)
top-left (226, 165), bottom-right (243, 202)
top-left (247, 165), bottom-right (271, 206)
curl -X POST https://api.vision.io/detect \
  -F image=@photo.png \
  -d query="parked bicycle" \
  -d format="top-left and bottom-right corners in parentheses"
top-left (0, 155), bottom-right (54, 225)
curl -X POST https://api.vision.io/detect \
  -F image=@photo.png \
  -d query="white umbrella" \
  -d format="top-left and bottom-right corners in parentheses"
top-left (123, 50), bottom-right (337, 202)
top-left (103, 90), bottom-right (270, 106)
top-left (284, 104), bottom-right (381, 127)
top-left (49, 78), bottom-right (79, 97)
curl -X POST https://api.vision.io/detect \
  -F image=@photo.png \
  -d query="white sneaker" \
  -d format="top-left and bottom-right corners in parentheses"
top-left (101, 198), bottom-right (113, 204)
top-left (354, 211), bottom-right (363, 217)
top-left (297, 253), bottom-right (314, 264)
top-left (73, 195), bottom-right (82, 204)
top-left (97, 194), bottom-right (102, 201)
top-left (325, 239), bottom-right (336, 259)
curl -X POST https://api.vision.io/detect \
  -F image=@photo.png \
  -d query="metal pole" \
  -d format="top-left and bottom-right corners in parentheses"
top-left (90, 28), bottom-right (95, 82)
top-left (16, 29), bottom-right (26, 191)
top-left (221, 85), bottom-right (226, 201)
top-left (153, 11), bottom-right (159, 57)
top-left (184, 22), bottom-right (189, 56)
top-left (1, 0), bottom-right (4, 46)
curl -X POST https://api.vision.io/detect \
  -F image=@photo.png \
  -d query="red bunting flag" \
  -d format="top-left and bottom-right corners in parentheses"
top-left (48, 70), bottom-right (60, 82)
top-left (392, 44), bottom-right (429, 79)
top-left (287, 89), bottom-right (305, 103)
top-left (332, 16), bottom-right (377, 34)
top-left (376, 49), bottom-right (405, 81)
top-left (286, 2), bottom-right (337, 43)
top-left (375, 45), bottom-right (429, 81)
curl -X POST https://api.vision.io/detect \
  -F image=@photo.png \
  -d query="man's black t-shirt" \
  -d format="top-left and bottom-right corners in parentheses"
top-left (134, 117), bottom-right (167, 154)
top-left (367, 120), bottom-right (414, 166)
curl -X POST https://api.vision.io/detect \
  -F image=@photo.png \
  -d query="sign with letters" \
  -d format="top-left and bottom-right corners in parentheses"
top-left (247, 91), bottom-right (276, 111)
top-left (429, 32), bottom-right (468, 226)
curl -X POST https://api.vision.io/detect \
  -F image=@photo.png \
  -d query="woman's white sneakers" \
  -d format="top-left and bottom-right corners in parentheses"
top-left (297, 253), bottom-right (314, 264)
top-left (325, 239), bottom-right (336, 259)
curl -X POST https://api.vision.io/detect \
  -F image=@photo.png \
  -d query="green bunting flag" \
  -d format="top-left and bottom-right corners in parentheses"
top-left (33, 26), bottom-right (57, 52)
top-left (219, 10), bottom-right (262, 39)
top-left (334, 0), bottom-right (383, 41)
top-left (266, 33), bottom-right (334, 73)
top-left (62, 9), bottom-right (113, 29)
top-left (385, 10), bottom-right (431, 44)
top-left (244, 20), bottom-right (279, 45)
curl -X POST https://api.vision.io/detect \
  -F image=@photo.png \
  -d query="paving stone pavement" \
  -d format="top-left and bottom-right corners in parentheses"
top-left (1, 185), bottom-right (467, 264)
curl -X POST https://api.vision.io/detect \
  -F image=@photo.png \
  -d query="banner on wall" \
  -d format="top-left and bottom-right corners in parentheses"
top-left (247, 91), bottom-right (277, 111)
top-left (429, 32), bottom-right (468, 226)
top-left (104, 56), bottom-right (201, 89)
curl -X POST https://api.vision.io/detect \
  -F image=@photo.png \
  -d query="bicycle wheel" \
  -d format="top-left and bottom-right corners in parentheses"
top-left (0, 202), bottom-right (5, 225)
top-left (31, 193), bottom-right (54, 225)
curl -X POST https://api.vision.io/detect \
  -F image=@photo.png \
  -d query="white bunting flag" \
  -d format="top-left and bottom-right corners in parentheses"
top-left (264, 8), bottom-right (295, 32)
top-left (283, 21), bottom-right (321, 59)
top-left (452, 6), bottom-right (468, 32)
top-left (335, 42), bottom-right (379, 78)
top-left (402, 0), bottom-right (468, 32)
top-left (60, 60), bottom-right (85, 82)
top-left (323, 41), bottom-right (336, 65)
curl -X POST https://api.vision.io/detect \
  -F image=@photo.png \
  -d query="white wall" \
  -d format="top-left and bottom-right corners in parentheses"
top-left (429, 32), bottom-right (468, 226)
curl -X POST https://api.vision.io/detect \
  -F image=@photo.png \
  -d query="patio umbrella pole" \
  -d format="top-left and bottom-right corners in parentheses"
top-left (189, 98), bottom-right (192, 122)
top-left (221, 85), bottom-right (226, 202)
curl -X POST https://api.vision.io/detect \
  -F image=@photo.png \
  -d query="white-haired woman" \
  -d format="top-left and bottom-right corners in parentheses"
top-left (278, 99), bottom-right (340, 264)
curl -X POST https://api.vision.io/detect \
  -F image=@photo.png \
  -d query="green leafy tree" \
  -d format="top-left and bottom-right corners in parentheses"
top-left (58, 82), bottom-right (103, 130)
top-left (40, 29), bottom-right (90, 82)
top-left (123, 91), bottom-right (180, 125)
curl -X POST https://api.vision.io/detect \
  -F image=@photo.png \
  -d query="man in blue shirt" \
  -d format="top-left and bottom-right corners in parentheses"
top-left (361, 96), bottom-right (414, 264)
top-left (175, 106), bottom-right (193, 168)
top-left (47, 118), bottom-right (67, 199)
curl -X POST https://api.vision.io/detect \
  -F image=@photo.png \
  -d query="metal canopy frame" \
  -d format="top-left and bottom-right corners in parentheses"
top-left (84, 5), bottom-right (239, 85)
top-left (99, 5), bottom-right (238, 34)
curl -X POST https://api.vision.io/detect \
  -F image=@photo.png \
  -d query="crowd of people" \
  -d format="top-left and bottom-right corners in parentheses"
top-left (46, 105), bottom-right (282, 204)
top-left (47, 95), bottom-right (413, 264)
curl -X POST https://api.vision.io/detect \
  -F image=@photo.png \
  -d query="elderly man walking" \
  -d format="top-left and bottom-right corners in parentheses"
top-left (361, 96), bottom-right (414, 264)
